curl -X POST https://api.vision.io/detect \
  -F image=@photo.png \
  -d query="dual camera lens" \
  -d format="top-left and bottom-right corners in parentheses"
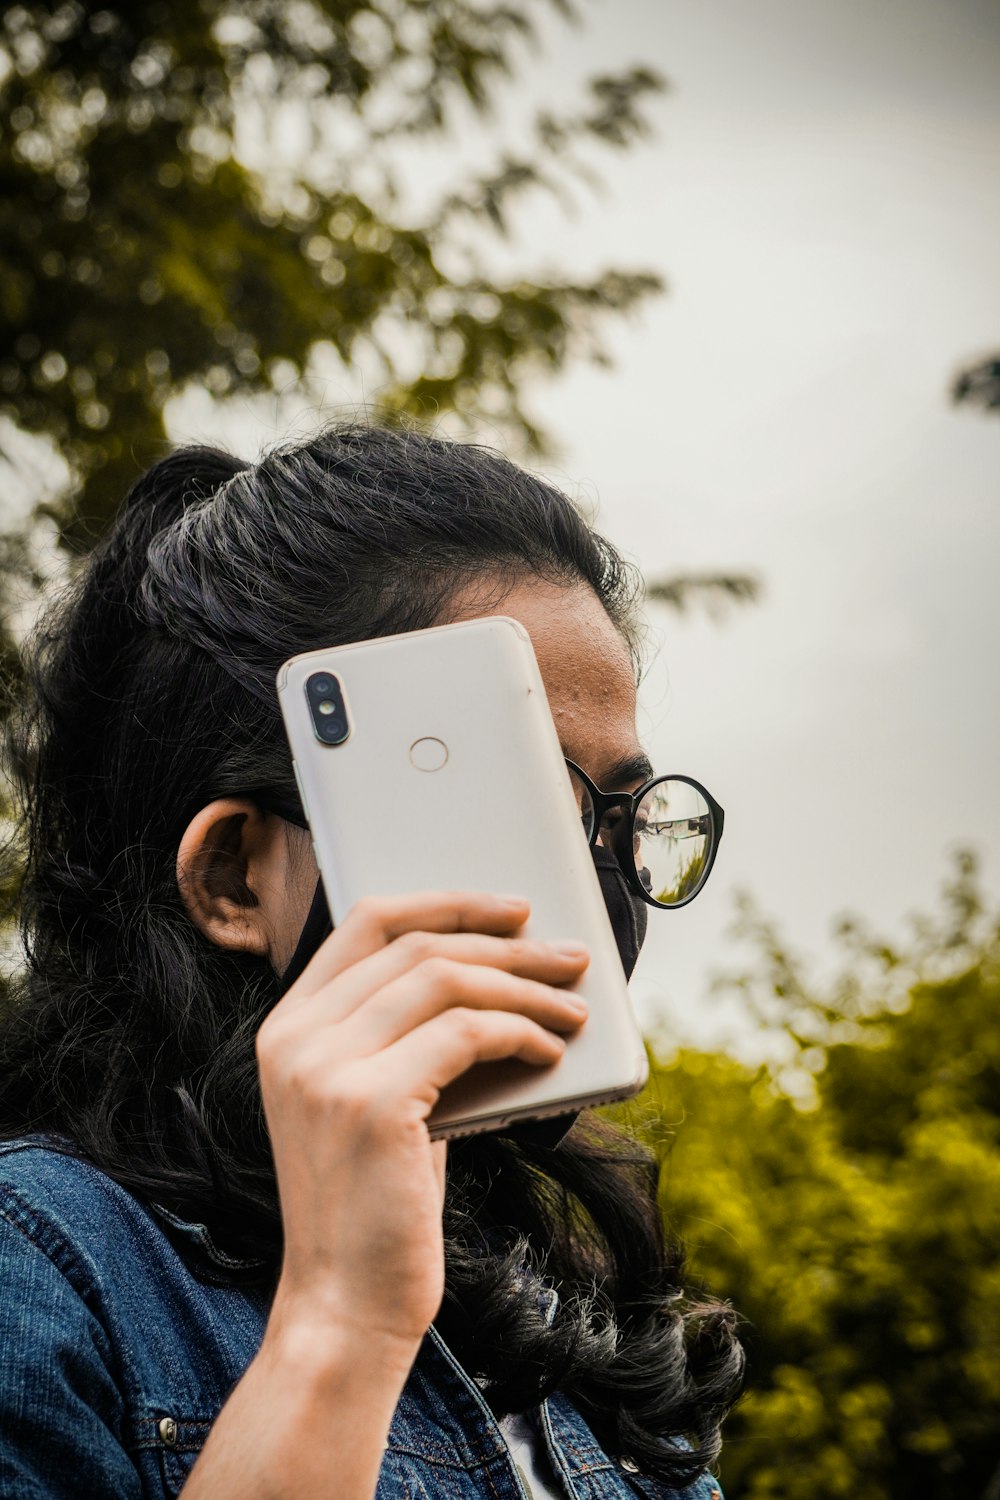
top-left (307, 673), bottom-right (350, 746)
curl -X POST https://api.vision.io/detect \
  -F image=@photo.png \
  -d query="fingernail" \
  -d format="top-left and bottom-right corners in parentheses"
top-left (561, 992), bottom-right (589, 1012)
top-left (552, 941), bottom-right (588, 957)
top-left (497, 894), bottom-right (529, 906)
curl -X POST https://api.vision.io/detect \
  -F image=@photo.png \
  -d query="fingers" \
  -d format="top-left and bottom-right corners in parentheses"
top-left (335, 958), bottom-right (588, 1057)
top-left (259, 892), bottom-right (590, 1151)
top-left (353, 1007), bottom-right (569, 1116)
top-left (260, 1002), bottom-right (567, 1141)
top-left (286, 892), bottom-right (533, 997)
top-left (289, 929), bottom-right (589, 1027)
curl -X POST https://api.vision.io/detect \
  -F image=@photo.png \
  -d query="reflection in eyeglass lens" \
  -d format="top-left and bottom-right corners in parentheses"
top-left (635, 780), bottom-right (712, 906)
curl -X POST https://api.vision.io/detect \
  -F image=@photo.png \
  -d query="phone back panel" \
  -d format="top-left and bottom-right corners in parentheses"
top-left (277, 616), bottom-right (647, 1136)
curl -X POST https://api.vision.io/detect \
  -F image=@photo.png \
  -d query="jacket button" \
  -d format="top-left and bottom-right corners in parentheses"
top-left (620, 1456), bottom-right (639, 1473)
top-left (158, 1417), bottom-right (178, 1447)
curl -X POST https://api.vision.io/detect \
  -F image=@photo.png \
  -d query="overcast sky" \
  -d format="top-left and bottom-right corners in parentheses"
top-left (170, 0), bottom-right (1000, 1050)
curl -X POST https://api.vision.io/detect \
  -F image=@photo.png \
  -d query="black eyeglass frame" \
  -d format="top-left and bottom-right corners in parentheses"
top-left (564, 759), bottom-right (725, 911)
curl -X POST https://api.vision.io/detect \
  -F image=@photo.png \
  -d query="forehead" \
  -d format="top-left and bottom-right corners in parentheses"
top-left (445, 577), bottom-right (643, 781)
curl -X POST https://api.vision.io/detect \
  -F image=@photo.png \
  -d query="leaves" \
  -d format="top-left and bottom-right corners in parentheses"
top-left (952, 354), bottom-right (1000, 412)
top-left (646, 572), bottom-right (761, 619)
top-left (0, 0), bottom-right (666, 550)
top-left (631, 854), bottom-right (1000, 1500)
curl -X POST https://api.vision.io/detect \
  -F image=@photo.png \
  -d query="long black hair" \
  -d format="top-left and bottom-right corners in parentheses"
top-left (1, 424), bottom-right (742, 1482)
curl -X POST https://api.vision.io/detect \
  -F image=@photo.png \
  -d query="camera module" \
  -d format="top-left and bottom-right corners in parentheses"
top-left (306, 671), bottom-right (350, 747)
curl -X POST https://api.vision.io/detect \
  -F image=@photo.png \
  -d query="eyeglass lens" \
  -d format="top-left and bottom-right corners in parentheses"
top-left (635, 779), bottom-right (712, 906)
top-left (566, 766), bottom-right (714, 908)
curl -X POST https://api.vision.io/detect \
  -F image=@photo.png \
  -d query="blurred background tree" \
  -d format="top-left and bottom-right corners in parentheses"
top-left (627, 851), bottom-right (1000, 1500)
top-left (0, 0), bottom-right (759, 658)
top-left (953, 354), bottom-right (1000, 413)
top-left (0, 0), bottom-right (668, 552)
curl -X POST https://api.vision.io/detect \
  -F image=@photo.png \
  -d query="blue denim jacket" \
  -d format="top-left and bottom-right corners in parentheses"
top-left (0, 1139), bottom-right (723, 1500)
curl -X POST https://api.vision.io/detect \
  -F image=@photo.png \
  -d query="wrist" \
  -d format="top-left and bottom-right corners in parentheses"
top-left (180, 1282), bottom-right (421, 1497)
top-left (263, 1282), bottom-right (423, 1393)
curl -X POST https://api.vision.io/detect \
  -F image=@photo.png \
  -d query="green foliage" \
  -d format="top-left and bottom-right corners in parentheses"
top-left (646, 572), bottom-right (761, 620)
top-left (0, 0), bottom-right (664, 549)
top-left (953, 355), bottom-right (1000, 413)
top-left (629, 854), bottom-right (1000, 1500)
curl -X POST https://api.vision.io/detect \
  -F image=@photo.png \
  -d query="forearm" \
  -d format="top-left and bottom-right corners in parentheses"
top-left (181, 1294), bottom-right (419, 1500)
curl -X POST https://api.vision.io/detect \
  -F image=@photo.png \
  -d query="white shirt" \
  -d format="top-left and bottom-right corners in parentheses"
top-left (498, 1408), bottom-right (566, 1499)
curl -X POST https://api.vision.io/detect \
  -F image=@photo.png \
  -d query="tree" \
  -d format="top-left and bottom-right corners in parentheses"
top-left (629, 853), bottom-right (1000, 1500)
top-left (953, 355), bottom-right (1000, 414)
top-left (0, 0), bottom-right (667, 556)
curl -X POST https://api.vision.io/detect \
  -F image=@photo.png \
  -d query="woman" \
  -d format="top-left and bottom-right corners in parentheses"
top-left (0, 425), bottom-right (742, 1499)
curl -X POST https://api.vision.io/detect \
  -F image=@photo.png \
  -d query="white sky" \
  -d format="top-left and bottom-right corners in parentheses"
top-left (11, 0), bottom-right (995, 1053)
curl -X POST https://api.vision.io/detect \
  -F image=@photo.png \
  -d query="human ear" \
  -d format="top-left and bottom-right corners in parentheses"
top-left (176, 798), bottom-right (288, 957)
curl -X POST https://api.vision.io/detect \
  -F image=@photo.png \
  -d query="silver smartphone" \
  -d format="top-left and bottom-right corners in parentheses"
top-left (276, 616), bottom-right (648, 1139)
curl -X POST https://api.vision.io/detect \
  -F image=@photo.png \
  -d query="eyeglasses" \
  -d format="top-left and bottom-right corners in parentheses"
top-left (564, 760), bottom-right (724, 910)
top-left (257, 758), bottom-right (724, 913)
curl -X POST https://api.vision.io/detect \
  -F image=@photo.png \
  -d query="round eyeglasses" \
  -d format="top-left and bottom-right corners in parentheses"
top-left (565, 760), bottom-right (724, 910)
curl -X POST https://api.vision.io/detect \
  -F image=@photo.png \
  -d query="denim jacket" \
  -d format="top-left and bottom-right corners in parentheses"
top-left (0, 1139), bottom-right (723, 1500)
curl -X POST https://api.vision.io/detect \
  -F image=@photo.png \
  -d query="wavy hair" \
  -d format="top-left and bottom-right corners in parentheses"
top-left (1, 424), bottom-right (742, 1482)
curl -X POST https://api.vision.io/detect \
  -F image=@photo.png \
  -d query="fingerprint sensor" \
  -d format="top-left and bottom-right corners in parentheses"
top-left (409, 736), bottom-right (449, 772)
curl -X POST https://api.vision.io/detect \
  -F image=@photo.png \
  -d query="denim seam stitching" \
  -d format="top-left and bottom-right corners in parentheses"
top-left (381, 1449), bottom-right (506, 1471)
top-left (0, 1190), bottom-right (130, 1440)
top-left (0, 1188), bottom-right (107, 1319)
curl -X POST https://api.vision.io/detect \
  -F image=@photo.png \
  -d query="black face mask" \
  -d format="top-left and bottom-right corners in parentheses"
top-left (589, 844), bottom-right (649, 983)
top-left (278, 851), bottom-right (649, 1149)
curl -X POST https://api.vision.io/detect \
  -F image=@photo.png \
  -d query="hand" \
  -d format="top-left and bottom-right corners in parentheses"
top-left (255, 892), bottom-right (589, 1359)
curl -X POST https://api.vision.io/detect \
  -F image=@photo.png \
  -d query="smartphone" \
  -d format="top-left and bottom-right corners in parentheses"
top-left (276, 616), bottom-right (648, 1139)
